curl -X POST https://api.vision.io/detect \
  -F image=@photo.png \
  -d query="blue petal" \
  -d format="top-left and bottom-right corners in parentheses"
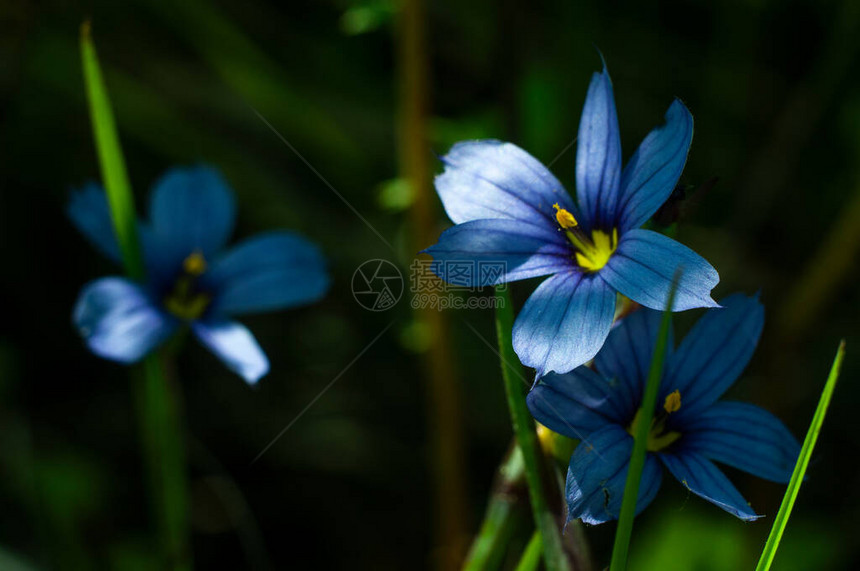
top-left (68, 183), bottom-right (122, 263)
top-left (436, 140), bottom-right (578, 226)
top-left (575, 66), bottom-right (623, 231)
top-left (512, 271), bottom-right (616, 378)
top-left (617, 99), bottom-right (694, 232)
top-left (680, 401), bottom-right (800, 483)
top-left (422, 219), bottom-right (573, 286)
top-left (148, 165), bottom-right (236, 274)
top-left (527, 367), bottom-right (626, 440)
top-left (566, 424), bottom-right (662, 524)
top-left (666, 294), bottom-right (764, 420)
top-left (68, 185), bottom-right (165, 285)
top-left (192, 320), bottom-right (269, 384)
top-left (205, 231), bottom-right (330, 315)
top-left (593, 308), bottom-right (672, 419)
top-left (601, 229), bottom-right (719, 311)
top-left (660, 452), bottom-right (760, 521)
top-left (73, 277), bottom-right (176, 363)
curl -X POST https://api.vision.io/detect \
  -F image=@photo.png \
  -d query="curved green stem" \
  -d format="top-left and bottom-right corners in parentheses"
top-left (495, 287), bottom-right (569, 571)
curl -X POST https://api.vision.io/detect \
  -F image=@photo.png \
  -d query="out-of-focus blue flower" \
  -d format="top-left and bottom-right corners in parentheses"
top-left (422, 63), bottom-right (719, 377)
top-left (527, 294), bottom-right (800, 524)
top-left (69, 165), bottom-right (329, 384)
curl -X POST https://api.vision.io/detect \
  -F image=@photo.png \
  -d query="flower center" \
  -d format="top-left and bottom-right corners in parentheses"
top-left (163, 251), bottom-right (211, 320)
top-left (552, 204), bottom-right (618, 272)
top-left (627, 390), bottom-right (682, 452)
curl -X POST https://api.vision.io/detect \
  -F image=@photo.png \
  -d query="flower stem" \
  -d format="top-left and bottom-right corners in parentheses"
top-left (609, 281), bottom-right (679, 571)
top-left (80, 23), bottom-right (190, 569)
top-left (136, 353), bottom-right (191, 569)
top-left (494, 287), bottom-right (570, 571)
top-left (755, 340), bottom-right (846, 571)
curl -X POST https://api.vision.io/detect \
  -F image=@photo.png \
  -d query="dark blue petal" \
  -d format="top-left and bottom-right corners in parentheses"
top-left (601, 229), bottom-right (719, 311)
top-left (192, 320), bottom-right (269, 384)
top-left (68, 185), bottom-right (166, 286)
top-left (512, 271), bottom-right (616, 378)
top-left (666, 294), bottom-right (764, 420)
top-left (680, 402), bottom-right (800, 483)
top-left (566, 424), bottom-right (662, 524)
top-left (73, 277), bottom-right (176, 363)
top-left (436, 140), bottom-right (578, 226)
top-left (68, 183), bottom-right (122, 263)
top-left (593, 308), bottom-right (672, 420)
top-left (660, 452), bottom-right (760, 521)
top-left (422, 219), bottom-right (573, 285)
top-left (148, 165), bottom-right (236, 273)
top-left (617, 99), bottom-right (694, 232)
top-left (205, 231), bottom-right (329, 315)
top-left (527, 367), bottom-right (626, 440)
top-left (575, 66), bottom-right (622, 230)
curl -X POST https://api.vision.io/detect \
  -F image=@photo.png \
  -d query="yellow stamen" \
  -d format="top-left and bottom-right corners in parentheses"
top-left (553, 203), bottom-right (578, 229)
top-left (664, 390), bottom-right (682, 413)
top-left (628, 395), bottom-right (683, 453)
top-left (183, 251), bottom-right (207, 276)
top-left (574, 228), bottom-right (618, 272)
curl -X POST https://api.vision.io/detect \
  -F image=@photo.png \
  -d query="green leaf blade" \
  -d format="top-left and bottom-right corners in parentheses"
top-left (79, 21), bottom-right (143, 281)
top-left (755, 340), bottom-right (846, 571)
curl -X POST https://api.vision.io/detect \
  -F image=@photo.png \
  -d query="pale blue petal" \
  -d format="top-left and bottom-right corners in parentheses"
top-left (527, 367), bottom-right (626, 440)
top-left (601, 229), bottom-right (719, 311)
top-left (566, 424), bottom-right (662, 524)
top-left (436, 140), bottom-right (578, 226)
top-left (660, 452), bottom-right (760, 521)
top-left (73, 277), bottom-right (176, 363)
top-left (681, 401), bottom-right (800, 483)
top-left (422, 219), bottom-right (573, 285)
top-left (205, 231), bottom-right (329, 315)
top-left (667, 294), bottom-right (764, 420)
top-left (512, 271), bottom-right (616, 378)
top-left (192, 320), bottom-right (269, 384)
top-left (148, 165), bottom-right (236, 273)
top-left (617, 99), bottom-right (694, 232)
top-left (575, 66), bottom-right (622, 231)
top-left (593, 308), bottom-right (672, 419)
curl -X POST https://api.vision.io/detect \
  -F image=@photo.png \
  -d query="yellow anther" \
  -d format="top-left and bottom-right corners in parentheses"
top-left (553, 203), bottom-right (578, 229)
top-left (183, 251), bottom-right (207, 276)
top-left (664, 390), bottom-right (682, 414)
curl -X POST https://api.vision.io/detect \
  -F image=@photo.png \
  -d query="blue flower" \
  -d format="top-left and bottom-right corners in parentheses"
top-left (526, 294), bottom-right (800, 524)
top-left (69, 165), bottom-right (330, 384)
top-left (422, 64), bottom-right (719, 377)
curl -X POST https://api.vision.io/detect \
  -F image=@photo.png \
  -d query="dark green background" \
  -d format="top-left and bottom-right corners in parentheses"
top-left (1, 0), bottom-right (858, 568)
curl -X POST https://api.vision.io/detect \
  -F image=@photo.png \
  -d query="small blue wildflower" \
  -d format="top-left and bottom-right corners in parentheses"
top-left (69, 165), bottom-right (330, 384)
top-left (422, 63), bottom-right (719, 377)
top-left (526, 294), bottom-right (800, 523)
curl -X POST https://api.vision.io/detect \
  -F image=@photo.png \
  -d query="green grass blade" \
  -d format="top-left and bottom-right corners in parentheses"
top-left (79, 21), bottom-right (143, 280)
top-left (515, 531), bottom-right (543, 571)
top-left (495, 287), bottom-right (570, 571)
top-left (610, 279), bottom-right (679, 571)
top-left (80, 23), bottom-right (189, 569)
top-left (755, 340), bottom-right (846, 571)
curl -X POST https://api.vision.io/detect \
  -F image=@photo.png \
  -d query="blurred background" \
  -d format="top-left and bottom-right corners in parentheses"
top-left (1, 0), bottom-right (859, 569)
